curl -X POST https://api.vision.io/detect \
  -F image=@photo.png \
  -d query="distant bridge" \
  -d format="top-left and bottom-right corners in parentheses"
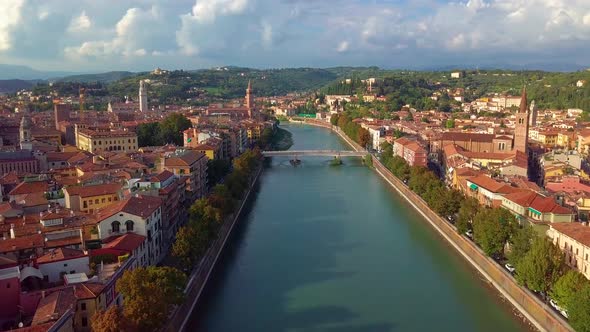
top-left (262, 150), bottom-right (366, 157)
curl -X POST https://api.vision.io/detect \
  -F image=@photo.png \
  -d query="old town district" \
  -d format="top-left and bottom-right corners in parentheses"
top-left (2, 74), bottom-right (590, 331)
top-left (0, 81), bottom-right (274, 331)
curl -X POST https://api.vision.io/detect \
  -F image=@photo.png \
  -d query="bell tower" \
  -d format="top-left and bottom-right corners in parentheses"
top-left (513, 86), bottom-right (529, 153)
top-left (245, 80), bottom-right (254, 118)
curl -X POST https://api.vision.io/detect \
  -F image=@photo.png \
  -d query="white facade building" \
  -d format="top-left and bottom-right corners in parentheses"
top-left (139, 80), bottom-right (148, 112)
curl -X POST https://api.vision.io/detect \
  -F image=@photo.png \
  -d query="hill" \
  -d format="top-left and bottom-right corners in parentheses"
top-left (55, 71), bottom-right (137, 83)
top-left (0, 79), bottom-right (33, 94)
top-left (0, 64), bottom-right (74, 80)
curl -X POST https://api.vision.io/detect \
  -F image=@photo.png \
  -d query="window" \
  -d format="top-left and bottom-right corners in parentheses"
top-left (148, 230), bottom-right (152, 242)
top-left (102, 198), bottom-right (106, 203)
top-left (6, 283), bottom-right (10, 289)
top-left (82, 317), bottom-right (88, 327)
top-left (95, 199), bottom-right (99, 204)
top-left (81, 303), bottom-right (86, 311)
top-left (83, 201), bottom-right (88, 208)
top-left (112, 220), bottom-right (121, 233)
top-left (126, 220), bottom-right (134, 232)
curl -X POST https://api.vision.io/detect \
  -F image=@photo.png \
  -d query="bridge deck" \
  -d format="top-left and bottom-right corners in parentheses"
top-left (262, 150), bottom-right (366, 157)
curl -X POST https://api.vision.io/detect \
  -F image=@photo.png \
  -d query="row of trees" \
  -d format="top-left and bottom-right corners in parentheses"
top-left (330, 113), bottom-right (371, 148)
top-left (379, 142), bottom-right (590, 331)
top-left (172, 149), bottom-right (262, 268)
top-left (136, 113), bottom-right (192, 147)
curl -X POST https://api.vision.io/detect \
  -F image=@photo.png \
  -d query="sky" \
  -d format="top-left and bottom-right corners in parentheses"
top-left (1, 0), bottom-right (590, 72)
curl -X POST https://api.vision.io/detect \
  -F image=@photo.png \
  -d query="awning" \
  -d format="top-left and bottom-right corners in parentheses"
top-left (20, 266), bottom-right (43, 280)
top-left (469, 183), bottom-right (478, 190)
top-left (528, 207), bottom-right (542, 215)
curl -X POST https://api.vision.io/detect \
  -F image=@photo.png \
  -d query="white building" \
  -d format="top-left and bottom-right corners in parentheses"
top-left (368, 126), bottom-right (385, 151)
top-left (577, 80), bottom-right (586, 88)
top-left (139, 80), bottom-right (148, 112)
top-left (95, 195), bottom-right (164, 266)
top-left (36, 248), bottom-right (89, 283)
top-left (451, 72), bottom-right (463, 79)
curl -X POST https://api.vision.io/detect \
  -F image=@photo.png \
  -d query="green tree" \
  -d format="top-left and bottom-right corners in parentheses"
top-left (207, 159), bottom-right (231, 187)
top-left (91, 305), bottom-right (137, 332)
top-left (330, 113), bottom-right (339, 126)
top-left (472, 208), bottom-right (515, 257)
top-left (117, 266), bottom-right (187, 331)
top-left (159, 113), bottom-right (192, 145)
top-left (136, 122), bottom-right (162, 147)
top-left (456, 197), bottom-right (479, 234)
top-left (515, 237), bottom-right (565, 293)
top-left (259, 127), bottom-right (274, 148)
top-left (550, 270), bottom-right (587, 311)
top-left (507, 225), bottom-right (535, 265)
top-left (569, 283), bottom-right (590, 332)
top-left (445, 119), bottom-right (455, 128)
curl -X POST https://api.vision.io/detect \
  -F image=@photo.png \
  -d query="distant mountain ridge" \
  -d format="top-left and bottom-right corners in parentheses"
top-left (0, 79), bottom-right (33, 94)
top-left (0, 64), bottom-right (75, 80)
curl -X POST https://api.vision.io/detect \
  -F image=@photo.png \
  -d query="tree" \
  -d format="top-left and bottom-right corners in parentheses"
top-left (259, 127), bottom-right (274, 148)
top-left (550, 270), bottom-right (587, 311)
top-left (456, 197), bottom-right (479, 234)
top-left (569, 283), bottom-right (590, 332)
top-left (507, 225), bottom-right (535, 265)
top-left (515, 237), bottom-right (565, 294)
top-left (207, 159), bottom-right (231, 187)
top-left (472, 207), bottom-right (515, 257)
top-left (137, 122), bottom-right (162, 147)
top-left (159, 113), bottom-right (192, 145)
top-left (357, 128), bottom-right (371, 148)
top-left (445, 119), bottom-right (455, 128)
top-left (91, 305), bottom-right (137, 332)
top-left (117, 266), bottom-right (187, 331)
top-left (330, 113), bottom-right (340, 126)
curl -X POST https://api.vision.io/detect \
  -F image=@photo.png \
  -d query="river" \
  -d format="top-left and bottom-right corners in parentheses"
top-left (187, 123), bottom-right (528, 332)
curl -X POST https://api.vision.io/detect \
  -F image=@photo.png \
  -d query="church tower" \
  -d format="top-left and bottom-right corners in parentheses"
top-left (513, 86), bottom-right (529, 153)
top-left (20, 113), bottom-right (33, 150)
top-left (139, 80), bottom-right (148, 112)
top-left (245, 80), bottom-right (254, 118)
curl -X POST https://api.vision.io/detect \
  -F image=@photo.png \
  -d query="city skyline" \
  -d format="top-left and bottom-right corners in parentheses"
top-left (0, 0), bottom-right (590, 72)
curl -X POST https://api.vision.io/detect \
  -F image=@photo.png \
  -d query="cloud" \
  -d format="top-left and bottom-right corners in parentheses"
top-left (337, 41), bottom-right (349, 53)
top-left (65, 6), bottom-right (177, 60)
top-left (68, 11), bottom-right (91, 33)
top-left (0, 0), bottom-right (25, 51)
top-left (0, 0), bottom-right (590, 71)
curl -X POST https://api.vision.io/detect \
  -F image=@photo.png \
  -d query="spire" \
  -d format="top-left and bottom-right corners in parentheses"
top-left (247, 80), bottom-right (252, 91)
top-left (519, 85), bottom-right (527, 113)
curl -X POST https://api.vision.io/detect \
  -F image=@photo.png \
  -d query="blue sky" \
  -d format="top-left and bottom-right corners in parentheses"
top-left (0, 0), bottom-right (589, 71)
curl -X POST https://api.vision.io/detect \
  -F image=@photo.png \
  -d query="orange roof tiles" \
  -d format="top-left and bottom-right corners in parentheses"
top-left (8, 181), bottom-right (48, 196)
top-left (102, 233), bottom-right (145, 253)
top-left (551, 223), bottom-right (590, 247)
top-left (37, 248), bottom-right (86, 264)
top-left (95, 195), bottom-right (162, 221)
top-left (64, 183), bottom-right (122, 198)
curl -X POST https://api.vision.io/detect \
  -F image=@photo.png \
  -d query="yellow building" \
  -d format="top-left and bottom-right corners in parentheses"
top-left (75, 126), bottom-right (138, 153)
top-left (64, 183), bottom-right (122, 213)
top-left (537, 130), bottom-right (559, 147)
top-left (557, 132), bottom-right (575, 149)
top-left (548, 223), bottom-right (590, 280)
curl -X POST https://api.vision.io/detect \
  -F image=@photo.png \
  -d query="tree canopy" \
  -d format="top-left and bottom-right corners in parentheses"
top-left (116, 266), bottom-right (187, 331)
top-left (515, 236), bottom-right (565, 293)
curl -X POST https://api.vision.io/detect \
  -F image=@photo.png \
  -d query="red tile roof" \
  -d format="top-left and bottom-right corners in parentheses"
top-left (74, 282), bottom-right (105, 300)
top-left (31, 287), bottom-right (75, 326)
top-left (64, 183), bottom-right (122, 198)
top-left (551, 223), bottom-right (590, 247)
top-left (468, 175), bottom-right (506, 192)
top-left (8, 181), bottom-right (48, 196)
top-left (95, 195), bottom-right (162, 220)
top-left (102, 233), bottom-right (145, 253)
top-left (0, 234), bottom-right (44, 254)
top-left (37, 248), bottom-right (86, 264)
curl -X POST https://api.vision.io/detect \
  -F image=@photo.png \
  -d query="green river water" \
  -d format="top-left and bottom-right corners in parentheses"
top-left (187, 123), bottom-right (528, 332)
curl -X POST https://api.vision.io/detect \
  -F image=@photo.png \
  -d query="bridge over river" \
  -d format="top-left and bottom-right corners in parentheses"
top-left (262, 150), bottom-right (366, 157)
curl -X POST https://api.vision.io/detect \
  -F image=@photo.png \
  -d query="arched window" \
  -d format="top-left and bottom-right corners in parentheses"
top-left (111, 221), bottom-right (120, 233)
top-left (125, 220), bottom-right (134, 232)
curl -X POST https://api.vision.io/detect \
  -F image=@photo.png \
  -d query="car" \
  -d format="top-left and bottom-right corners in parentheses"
top-left (549, 299), bottom-right (568, 318)
top-left (504, 263), bottom-right (516, 273)
top-left (465, 229), bottom-right (473, 238)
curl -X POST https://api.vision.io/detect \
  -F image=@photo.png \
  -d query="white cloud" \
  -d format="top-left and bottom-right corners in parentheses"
top-left (0, 0), bottom-right (25, 51)
top-left (337, 40), bottom-right (349, 52)
top-left (68, 11), bottom-right (91, 33)
top-left (190, 0), bottom-right (249, 24)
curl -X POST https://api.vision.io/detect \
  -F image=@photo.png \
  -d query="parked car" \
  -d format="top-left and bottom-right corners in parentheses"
top-left (549, 299), bottom-right (568, 318)
top-left (504, 263), bottom-right (516, 273)
top-left (465, 229), bottom-right (473, 239)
